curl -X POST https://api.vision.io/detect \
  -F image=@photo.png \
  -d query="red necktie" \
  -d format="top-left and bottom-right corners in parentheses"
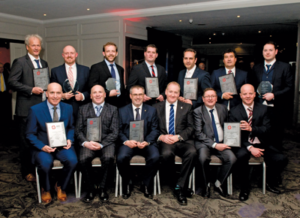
top-left (228, 70), bottom-right (232, 74)
top-left (150, 65), bottom-right (156, 77)
top-left (248, 107), bottom-right (254, 142)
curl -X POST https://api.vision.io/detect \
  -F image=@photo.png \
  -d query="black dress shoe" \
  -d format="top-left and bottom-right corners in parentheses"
top-left (82, 192), bottom-right (95, 203)
top-left (185, 188), bottom-right (194, 198)
top-left (239, 189), bottom-right (250, 201)
top-left (99, 188), bottom-right (109, 202)
top-left (122, 184), bottom-right (131, 199)
top-left (266, 183), bottom-right (281, 194)
top-left (214, 185), bottom-right (228, 198)
top-left (202, 186), bottom-right (211, 198)
top-left (173, 189), bottom-right (187, 205)
top-left (144, 186), bottom-right (153, 199)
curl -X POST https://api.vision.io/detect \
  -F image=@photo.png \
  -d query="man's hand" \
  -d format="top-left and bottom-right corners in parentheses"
top-left (137, 141), bottom-right (149, 149)
top-left (156, 95), bottom-right (164, 102)
top-left (263, 93), bottom-right (274, 101)
top-left (63, 92), bottom-right (74, 100)
top-left (240, 120), bottom-right (252, 132)
top-left (42, 145), bottom-right (56, 153)
top-left (75, 91), bottom-right (84, 101)
top-left (178, 96), bottom-right (185, 102)
top-left (222, 92), bottom-right (233, 100)
top-left (215, 143), bottom-right (231, 151)
top-left (32, 87), bottom-right (44, 95)
top-left (124, 140), bottom-right (138, 148)
top-left (184, 99), bottom-right (193, 105)
top-left (160, 135), bottom-right (175, 145)
top-left (143, 94), bottom-right (152, 102)
top-left (109, 89), bottom-right (120, 97)
top-left (84, 141), bottom-right (101, 150)
top-left (64, 139), bottom-right (72, 149)
top-left (250, 147), bottom-right (264, 157)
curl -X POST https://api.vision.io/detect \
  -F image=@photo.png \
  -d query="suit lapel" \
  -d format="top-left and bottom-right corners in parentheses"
top-left (42, 101), bottom-right (52, 122)
top-left (142, 62), bottom-right (152, 77)
top-left (202, 104), bottom-right (214, 133)
top-left (160, 102), bottom-right (167, 131)
top-left (238, 104), bottom-right (248, 121)
top-left (129, 104), bottom-right (134, 121)
top-left (272, 62), bottom-right (278, 84)
top-left (175, 101), bottom-right (184, 133)
top-left (215, 104), bottom-right (224, 127)
top-left (192, 68), bottom-right (199, 78)
top-left (25, 54), bottom-right (34, 70)
top-left (102, 61), bottom-right (112, 78)
top-left (88, 102), bottom-right (97, 117)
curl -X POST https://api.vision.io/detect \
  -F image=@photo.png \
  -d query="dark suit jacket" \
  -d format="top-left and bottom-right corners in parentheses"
top-left (178, 67), bottom-right (211, 108)
top-left (88, 60), bottom-right (126, 107)
top-left (211, 68), bottom-right (248, 108)
top-left (26, 101), bottom-right (74, 151)
top-left (8, 54), bottom-right (48, 117)
top-left (50, 63), bottom-right (90, 118)
top-left (118, 103), bottom-right (159, 147)
top-left (126, 61), bottom-right (167, 97)
top-left (76, 102), bottom-right (119, 149)
top-left (193, 103), bottom-right (228, 149)
top-left (153, 100), bottom-right (194, 141)
top-left (229, 102), bottom-right (271, 148)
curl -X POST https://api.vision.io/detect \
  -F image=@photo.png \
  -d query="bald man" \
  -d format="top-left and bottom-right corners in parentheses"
top-left (229, 84), bottom-right (288, 201)
top-left (26, 83), bottom-right (78, 203)
top-left (50, 45), bottom-right (90, 121)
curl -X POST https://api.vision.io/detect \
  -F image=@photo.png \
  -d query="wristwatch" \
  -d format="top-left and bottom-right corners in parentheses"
top-left (177, 135), bottom-right (183, 141)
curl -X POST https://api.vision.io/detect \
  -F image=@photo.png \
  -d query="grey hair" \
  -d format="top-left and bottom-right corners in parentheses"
top-left (25, 34), bottom-right (43, 46)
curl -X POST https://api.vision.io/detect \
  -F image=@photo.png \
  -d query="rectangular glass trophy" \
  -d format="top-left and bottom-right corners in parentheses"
top-left (257, 81), bottom-right (273, 98)
top-left (223, 122), bottom-right (241, 147)
top-left (219, 74), bottom-right (237, 94)
top-left (86, 117), bottom-right (102, 142)
top-left (129, 120), bottom-right (144, 142)
top-left (145, 77), bottom-right (160, 98)
top-left (105, 78), bottom-right (117, 91)
top-left (183, 78), bottom-right (198, 100)
top-left (33, 68), bottom-right (50, 91)
top-left (46, 122), bottom-right (67, 148)
top-left (63, 79), bottom-right (79, 95)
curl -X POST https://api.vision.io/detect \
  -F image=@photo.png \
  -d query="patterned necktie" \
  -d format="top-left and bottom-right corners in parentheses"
top-left (53, 106), bottom-right (59, 122)
top-left (68, 66), bottom-right (74, 88)
top-left (34, 59), bottom-right (41, 68)
top-left (135, 108), bottom-right (141, 120)
top-left (110, 64), bottom-right (116, 79)
top-left (169, 104), bottom-right (175, 135)
top-left (228, 70), bottom-right (232, 74)
top-left (96, 105), bottom-right (102, 117)
top-left (0, 73), bottom-right (4, 92)
top-left (248, 107), bottom-right (254, 142)
top-left (266, 64), bottom-right (271, 73)
top-left (150, 65), bottom-right (156, 77)
top-left (209, 109), bottom-right (219, 143)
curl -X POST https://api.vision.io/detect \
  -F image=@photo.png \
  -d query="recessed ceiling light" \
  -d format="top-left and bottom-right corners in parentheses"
top-left (222, 33), bottom-right (225, 35)
top-left (258, 31), bottom-right (261, 33)
top-left (43, 14), bottom-right (47, 16)
top-left (209, 42), bottom-right (211, 44)
top-left (237, 15), bottom-right (240, 18)
top-left (213, 33), bottom-right (216, 36)
top-left (87, 8), bottom-right (90, 11)
top-left (179, 20), bottom-right (182, 22)
top-left (277, 45), bottom-right (279, 47)
top-left (270, 35), bottom-right (272, 37)
top-left (209, 38), bottom-right (211, 40)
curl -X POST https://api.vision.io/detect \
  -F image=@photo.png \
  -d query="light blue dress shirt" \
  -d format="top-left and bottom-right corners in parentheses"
top-left (105, 59), bottom-right (121, 96)
top-left (47, 100), bottom-right (61, 121)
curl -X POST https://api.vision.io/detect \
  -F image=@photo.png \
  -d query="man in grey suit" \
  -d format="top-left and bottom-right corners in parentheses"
top-left (76, 85), bottom-right (119, 203)
top-left (8, 34), bottom-right (48, 182)
top-left (194, 88), bottom-right (236, 198)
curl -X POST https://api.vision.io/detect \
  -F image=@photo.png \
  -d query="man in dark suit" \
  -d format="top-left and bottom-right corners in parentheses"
top-left (153, 82), bottom-right (197, 205)
top-left (8, 34), bottom-right (48, 182)
top-left (194, 88), bottom-right (236, 198)
top-left (211, 49), bottom-right (248, 110)
top-left (26, 83), bottom-right (78, 203)
top-left (229, 84), bottom-right (288, 201)
top-left (252, 41), bottom-right (293, 149)
top-left (88, 42), bottom-right (126, 108)
top-left (76, 85), bottom-right (119, 203)
top-left (178, 48), bottom-right (211, 109)
top-left (117, 85), bottom-right (160, 199)
top-left (50, 45), bottom-right (89, 120)
top-left (126, 44), bottom-right (167, 105)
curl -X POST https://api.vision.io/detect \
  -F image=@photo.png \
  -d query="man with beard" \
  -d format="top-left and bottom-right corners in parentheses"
top-left (88, 42), bottom-right (126, 108)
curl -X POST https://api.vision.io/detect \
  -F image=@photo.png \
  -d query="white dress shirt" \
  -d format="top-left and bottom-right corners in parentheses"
top-left (28, 53), bottom-right (42, 68)
top-left (225, 66), bottom-right (236, 77)
top-left (165, 100), bottom-right (178, 133)
top-left (205, 106), bottom-right (223, 148)
top-left (145, 61), bottom-right (158, 77)
top-left (132, 103), bottom-right (143, 120)
top-left (264, 59), bottom-right (276, 71)
top-left (185, 65), bottom-right (196, 78)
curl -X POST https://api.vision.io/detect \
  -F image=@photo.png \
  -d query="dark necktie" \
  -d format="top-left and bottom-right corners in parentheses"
top-left (110, 64), bottom-right (116, 79)
top-left (169, 104), bottom-right (175, 135)
top-left (266, 64), bottom-right (271, 73)
top-left (150, 65), bottom-right (156, 77)
top-left (209, 109), bottom-right (219, 143)
top-left (53, 106), bottom-right (59, 122)
top-left (34, 59), bottom-right (41, 68)
top-left (135, 108), bottom-right (141, 120)
top-left (248, 107), bottom-right (254, 142)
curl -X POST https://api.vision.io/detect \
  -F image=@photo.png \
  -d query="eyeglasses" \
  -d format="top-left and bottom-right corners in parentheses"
top-left (203, 95), bottom-right (217, 99)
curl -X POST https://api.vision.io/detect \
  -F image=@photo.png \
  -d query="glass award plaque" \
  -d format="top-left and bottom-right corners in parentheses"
top-left (129, 120), bottom-right (144, 142)
top-left (33, 67), bottom-right (50, 91)
top-left (219, 74), bottom-right (237, 94)
top-left (86, 117), bottom-right (102, 142)
top-left (183, 78), bottom-right (198, 100)
top-left (257, 81), bottom-right (273, 98)
top-left (46, 122), bottom-right (67, 148)
top-left (63, 79), bottom-right (79, 94)
top-left (145, 77), bottom-right (160, 98)
top-left (223, 122), bottom-right (241, 147)
top-left (105, 78), bottom-right (117, 91)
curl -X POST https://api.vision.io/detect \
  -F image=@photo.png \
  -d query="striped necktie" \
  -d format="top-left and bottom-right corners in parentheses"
top-left (169, 104), bottom-right (175, 135)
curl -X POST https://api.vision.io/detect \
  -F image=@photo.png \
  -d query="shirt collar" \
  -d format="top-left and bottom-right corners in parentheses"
top-left (225, 67), bottom-right (236, 75)
top-left (166, 100), bottom-right (178, 107)
top-left (47, 100), bottom-right (60, 110)
top-left (132, 103), bottom-right (143, 111)
top-left (92, 101), bottom-right (105, 109)
top-left (205, 105), bottom-right (216, 113)
top-left (242, 102), bottom-right (254, 111)
top-left (186, 64), bottom-right (196, 74)
top-left (65, 63), bottom-right (76, 69)
top-left (264, 59), bottom-right (276, 68)
top-left (105, 58), bottom-right (115, 67)
top-left (145, 60), bottom-right (156, 68)
top-left (28, 52), bottom-right (40, 61)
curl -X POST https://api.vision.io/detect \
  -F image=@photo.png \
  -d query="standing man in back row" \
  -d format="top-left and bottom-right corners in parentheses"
top-left (127, 44), bottom-right (167, 105)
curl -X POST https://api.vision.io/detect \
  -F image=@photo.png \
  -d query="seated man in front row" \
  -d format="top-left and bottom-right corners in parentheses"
top-left (229, 84), bottom-right (288, 201)
top-left (26, 83), bottom-right (78, 203)
top-left (193, 88), bottom-right (236, 198)
top-left (153, 82), bottom-right (197, 205)
top-left (76, 85), bottom-right (119, 203)
top-left (117, 85), bottom-right (160, 199)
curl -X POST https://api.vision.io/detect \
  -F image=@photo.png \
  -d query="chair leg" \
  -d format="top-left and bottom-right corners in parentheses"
top-left (78, 172), bottom-right (82, 198)
top-left (263, 162), bottom-right (266, 194)
top-left (115, 166), bottom-right (119, 197)
top-left (189, 171), bottom-right (192, 189)
top-left (157, 171), bottom-right (161, 195)
top-left (154, 175), bottom-right (157, 196)
top-left (227, 174), bottom-right (232, 195)
top-left (74, 171), bottom-right (78, 198)
top-left (119, 171), bottom-right (123, 196)
top-left (35, 167), bottom-right (42, 203)
top-left (192, 167), bottom-right (195, 193)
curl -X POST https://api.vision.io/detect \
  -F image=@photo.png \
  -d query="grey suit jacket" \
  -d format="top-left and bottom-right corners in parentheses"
top-left (8, 54), bottom-right (48, 117)
top-left (76, 102), bottom-right (119, 149)
top-left (193, 103), bottom-right (228, 149)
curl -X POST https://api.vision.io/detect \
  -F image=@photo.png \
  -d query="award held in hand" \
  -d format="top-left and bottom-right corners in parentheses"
top-left (33, 68), bottom-right (50, 91)
top-left (223, 122), bottom-right (241, 147)
top-left (63, 79), bottom-right (79, 94)
top-left (145, 77), bottom-right (160, 98)
top-left (86, 117), bottom-right (102, 142)
top-left (257, 81), bottom-right (273, 98)
top-left (183, 78), bottom-right (198, 100)
top-left (129, 120), bottom-right (144, 142)
top-left (46, 122), bottom-right (67, 148)
top-left (105, 78), bottom-right (117, 91)
top-left (219, 74), bottom-right (237, 94)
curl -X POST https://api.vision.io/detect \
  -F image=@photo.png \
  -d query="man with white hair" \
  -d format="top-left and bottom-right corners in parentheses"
top-left (8, 34), bottom-right (49, 182)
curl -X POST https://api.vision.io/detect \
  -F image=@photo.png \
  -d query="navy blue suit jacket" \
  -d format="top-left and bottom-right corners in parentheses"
top-left (211, 68), bottom-right (248, 108)
top-left (178, 67), bottom-right (211, 108)
top-left (50, 64), bottom-right (89, 118)
top-left (26, 101), bottom-right (75, 151)
top-left (118, 104), bottom-right (159, 147)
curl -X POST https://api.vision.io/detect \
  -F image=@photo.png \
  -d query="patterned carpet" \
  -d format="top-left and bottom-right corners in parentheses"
top-left (0, 125), bottom-right (300, 218)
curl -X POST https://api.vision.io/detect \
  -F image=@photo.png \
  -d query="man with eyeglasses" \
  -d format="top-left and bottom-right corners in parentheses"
top-left (194, 88), bottom-right (236, 198)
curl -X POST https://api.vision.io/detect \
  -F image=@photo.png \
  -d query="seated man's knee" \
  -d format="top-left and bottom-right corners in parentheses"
top-left (102, 155), bottom-right (114, 165)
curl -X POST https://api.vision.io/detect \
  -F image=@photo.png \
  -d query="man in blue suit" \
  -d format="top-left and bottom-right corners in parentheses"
top-left (117, 85), bottom-right (160, 200)
top-left (178, 48), bottom-right (211, 108)
top-left (211, 49), bottom-right (248, 110)
top-left (50, 45), bottom-right (89, 120)
top-left (26, 83), bottom-right (78, 203)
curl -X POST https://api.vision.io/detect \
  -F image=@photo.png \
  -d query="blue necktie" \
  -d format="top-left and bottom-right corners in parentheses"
top-left (96, 106), bottom-right (102, 117)
top-left (110, 64), bottom-right (116, 79)
top-left (209, 109), bottom-right (219, 143)
top-left (34, 59), bottom-right (41, 68)
top-left (266, 64), bottom-right (271, 73)
top-left (169, 104), bottom-right (175, 135)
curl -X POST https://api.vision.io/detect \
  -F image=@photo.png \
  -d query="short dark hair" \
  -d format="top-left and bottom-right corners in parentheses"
top-left (203, 88), bottom-right (217, 96)
top-left (183, 48), bottom-right (197, 58)
top-left (130, 85), bottom-right (145, 94)
top-left (223, 49), bottom-right (237, 58)
top-left (103, 42), bottom-right (118, 52)
top-left (144, 44), bottom-right (157, 52)
top-left (263, 41), bottom-right (277, 49)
